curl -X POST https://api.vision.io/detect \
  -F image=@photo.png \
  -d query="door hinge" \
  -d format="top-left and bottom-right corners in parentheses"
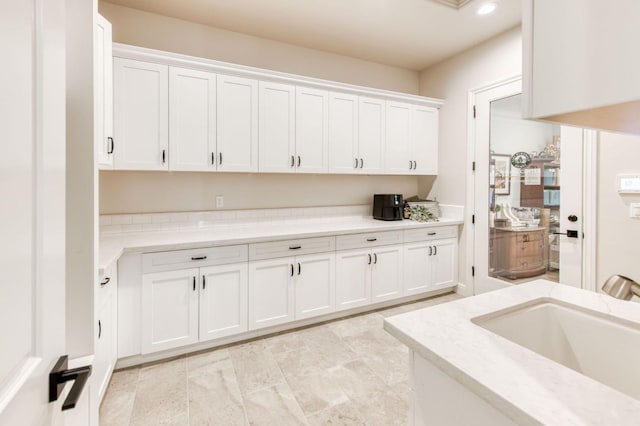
top-left (472, 266), bottom-right (475, 277)
top-left (472, 214), bottom-right (475, 224)
top-left (472, 161), bottom-right (475, 172)
top-left (473, 105), bottom-right (476, 118)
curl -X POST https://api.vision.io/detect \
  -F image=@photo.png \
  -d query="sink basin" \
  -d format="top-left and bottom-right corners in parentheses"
top-left (472, 299), bottom-right (640, 401)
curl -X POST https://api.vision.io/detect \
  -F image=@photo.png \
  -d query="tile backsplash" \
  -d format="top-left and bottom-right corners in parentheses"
top-left (100, 205), bottom-right (371, 234)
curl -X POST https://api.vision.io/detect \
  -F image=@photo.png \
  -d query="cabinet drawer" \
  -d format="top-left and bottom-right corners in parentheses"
top-left (249, 237), bottom-right (335, 261)
top-left (513, 255), bottom-right (545, 271)
top-left (516, 241), bottom-right (544, 257)
top-left (335, 231), bottom-right (402, 251)
top-left (515, 232), bottom-right (543, 243)
top-left (143, 245), bottom-right (248, 273)
top-left (403, 226), bottom-right (457, 243)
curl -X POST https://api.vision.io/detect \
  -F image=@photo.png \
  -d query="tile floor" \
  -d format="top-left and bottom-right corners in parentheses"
top-left (100, 292), bottom-right (461, 426)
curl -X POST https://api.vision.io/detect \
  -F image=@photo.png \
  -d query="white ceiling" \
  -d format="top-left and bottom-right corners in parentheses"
top-left (102, 0), bottom-right (522, 70)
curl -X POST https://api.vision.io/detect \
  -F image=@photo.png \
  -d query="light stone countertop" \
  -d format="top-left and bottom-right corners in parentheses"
top-left (99, 217), bottom-right (463, 274)
top-left (383, 280), bottom-right (640, 425)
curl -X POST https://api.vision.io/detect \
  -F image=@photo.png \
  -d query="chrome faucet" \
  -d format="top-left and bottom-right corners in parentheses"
top-left (601, 274), bottom-right (640, 300)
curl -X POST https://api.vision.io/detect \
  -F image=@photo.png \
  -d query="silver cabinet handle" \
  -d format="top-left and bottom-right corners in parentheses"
top-left (409, 160), bottom-right (413, 170)
top-left (298, 263), bottom-right (301, 275)
top-left (368, 253), bottom-right (372, 265)
top-left (373, 253), bottom-right (377, 264)
top-left (219, 152), bottom-right (223, 166)
top-left (359, 158), bottom-right (364, 168)
top-left (291, 155), bottom-right (295, 168)
top-left (354, 158), bottom-right (358, 169)
top-left (290, 264), bottom-right (294, 277)
top-left (433, 245), bottom-right (437, 256)
top-left (297, 155), bottom-right (301, 167)
top-left (428, 246), bottom-right (433, 256)
top-left (162, 149), bottom-right (166, 164)
top-left (100, 277), bottom-right (110, 287)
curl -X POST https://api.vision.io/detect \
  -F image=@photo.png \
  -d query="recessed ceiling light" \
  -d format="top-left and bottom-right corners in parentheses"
top-left (477, 2), bottom-right (497, 15)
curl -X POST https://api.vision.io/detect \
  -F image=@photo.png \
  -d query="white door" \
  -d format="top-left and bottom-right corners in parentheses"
top-left (295, 86), bottom-right (329, 173)
top-left (358, 96), bottom-right (385, 174)
top-left (328, 92), bottom-right (359, 173)
top-left (371, 245), bottom-right (403, 303)
top-left (335, 249), bottom-right (371, 311)
top-left (95, 14), bottom-right (113, 169)
top-left (0, 0), bottom-right (70, 423)
top-left (169, 67), bottom-right (216, 172)
top-left (294, 253), bottom-right (336, 320)
top-left (141, 269), bottom-right (199, 354)
top-left (411, 105), bottom-right (438, 175)
top-left (248, 257), bottom-right (295, 330)
top-left (471, 78), bottom-right (587, 295)
top-left (385, 101), bottom-right (412, 174)
top-left (113, 58), bottom-right (168, 170)
top-left (258, 81), bottom-right (296, 172)
top-left (216, 74), bottom-right (258, 172)
top-left (199, 263), bottom-right (248, 341)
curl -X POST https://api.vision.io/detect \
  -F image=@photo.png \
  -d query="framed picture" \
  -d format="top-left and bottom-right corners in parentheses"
top-left (491, 154), bottom-right (511, 195)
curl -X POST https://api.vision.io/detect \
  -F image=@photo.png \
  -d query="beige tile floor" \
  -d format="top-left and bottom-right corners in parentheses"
top-left (100, 292), bottom-right (461, 426)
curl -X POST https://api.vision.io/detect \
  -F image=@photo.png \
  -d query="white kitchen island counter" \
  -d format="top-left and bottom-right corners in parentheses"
top-left (99, 216), bottom-right (463, 273)
top-left (383, 280), bottom-right (640, 425)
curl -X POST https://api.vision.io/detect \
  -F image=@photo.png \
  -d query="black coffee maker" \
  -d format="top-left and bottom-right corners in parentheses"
top-left (372, 194), bottom-right (403, 221)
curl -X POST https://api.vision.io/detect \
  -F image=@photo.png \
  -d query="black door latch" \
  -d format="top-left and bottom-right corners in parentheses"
top-left (49, 355), bottom-right (92, 411)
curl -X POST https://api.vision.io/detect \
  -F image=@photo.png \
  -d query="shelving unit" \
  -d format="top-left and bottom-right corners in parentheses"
top-left (520, 157), bottom-right (561, 271)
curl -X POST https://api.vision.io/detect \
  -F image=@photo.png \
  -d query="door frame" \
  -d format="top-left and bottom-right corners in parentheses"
top-left (465, 75), bottom-right (598, 295)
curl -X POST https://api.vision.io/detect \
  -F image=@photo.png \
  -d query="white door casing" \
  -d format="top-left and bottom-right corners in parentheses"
top-left (0, 0), bottom-right (70, 423)
top-left (468, 76), bottom-right (594, 295)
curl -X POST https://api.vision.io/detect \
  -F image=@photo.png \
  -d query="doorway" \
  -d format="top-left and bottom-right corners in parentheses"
top-left (469, 78), bottom-right (595, 294)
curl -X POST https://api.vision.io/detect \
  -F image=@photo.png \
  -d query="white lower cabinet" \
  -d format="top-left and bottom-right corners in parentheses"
top-left (95, 266), bottom-right (117, 402)
top-left (142, 268), bottom-right (199, 354)
top-left (248, 252), bottom-right (335, 330)
top-left (404, 238), bottom-right (457, 295)
top-left (199, 263), bottom-right (248, 341)
top-left (335, 244), bottom-right (403, 311)
top-left (141, 263), bottom-right (248, 354)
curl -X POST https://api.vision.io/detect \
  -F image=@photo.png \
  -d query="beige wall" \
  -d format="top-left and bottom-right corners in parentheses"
top-left (418, 27), bottom-right (522, 290)
top-left (597, 132), bottom-right (640, 287)
top-left (100, 172), bottom-right (419, 214)
top-left (98, 2), bottom-right (419, 94)
top-left (98, 1), bottom-right (422, 214)
top-left (418, 26), bottom-right (522, 205)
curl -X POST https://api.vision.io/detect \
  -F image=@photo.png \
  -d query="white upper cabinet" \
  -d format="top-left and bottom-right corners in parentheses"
top-left (385, 101), bottom-right (412, 174)
top-left (328, 92), bottom-right (359, 173)
top-left (385, 101), bottom-right (438, 175)
top-left (295, 86), bottom-right (329, 173)
top-left (95, 15), bottom-right (113, 169)
top-left (114, 58), bottom-right (168, 170)
top-left (523, 0), bottom-right (640, 134)
top-left (169, 67), bottom-right (216, 172)
top-left (358, 97), bottom-right (385, 174)
top-left (216, 75), bottom-right (258, 172)
top-left (411, 105), bottom-right (438, 175)
top-left (258, 81), bottom-right (296, 173)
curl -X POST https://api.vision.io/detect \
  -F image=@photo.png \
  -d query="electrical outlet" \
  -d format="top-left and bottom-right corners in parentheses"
top-left (215, 196), bottom-right (224, 208)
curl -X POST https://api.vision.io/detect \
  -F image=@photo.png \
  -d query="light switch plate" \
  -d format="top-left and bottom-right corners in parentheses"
top-left (630, 203), bottom-right (640, 218)
top-left (215, 196), bottom-right (224, 208)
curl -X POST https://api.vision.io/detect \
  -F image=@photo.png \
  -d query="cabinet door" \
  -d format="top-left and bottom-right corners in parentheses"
top-left (295, 253), bottom-right (335, 320)
top-left (169, 67), bottom-right (216, 171)
top-left (335, 249), bottom-right (371, 311)
top-left (358, 96), bottom-right (385, 174)
top-left (248, 257), bottom-right (294, 330)
top-left (385, 101), bottom-right (412, 174)
top-left (328, 92), bottom-right (359, 174)
top-left (95, 285), bottom-right (115, 402)
top-left (95, 15), bottom-right (113, 169)
top-left (258, 81), bottom-right (295, 172)
top-left (371, 245), bottom-right (403, 303)
top-left (403, 242), bottom-right (431, 295)
top-left (141, 268), bottom-right (199, 354)
top-left (199, 263), bottom-right (248, 341)
top-left (431, 238), bottom-right (457, 289)
top-left (295, 86), bottom-right (328, 173)
top-left (411, 105), bottom-right (438, 175)
top-left (217, 74), bottom-right (258, 172)
top-left (114, 58), bottom-right (168, 170)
